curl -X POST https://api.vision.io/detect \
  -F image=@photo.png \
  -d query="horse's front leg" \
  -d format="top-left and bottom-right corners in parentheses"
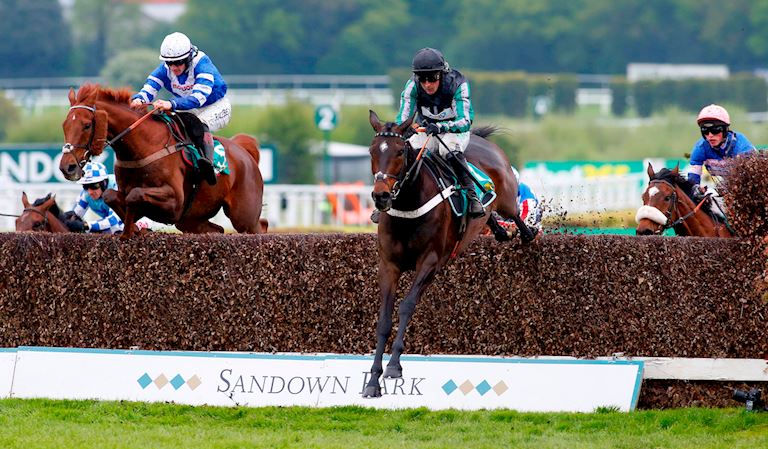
top-left (362, 260), bottom-right (401, 398)
top-left (385, 251), bottom-right (440, 379)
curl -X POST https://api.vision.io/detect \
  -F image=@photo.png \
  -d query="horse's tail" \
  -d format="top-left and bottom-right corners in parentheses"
top-left (231, 133), bottom-right (260, 164)
top-left (471, 125), bottom-right (499, 139)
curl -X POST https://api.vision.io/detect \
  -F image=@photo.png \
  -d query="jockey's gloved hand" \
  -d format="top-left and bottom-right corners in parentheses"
top-left (83, 221), bottom-right (91, 232)
top-left (692, 184), bottom-right (707, 202)
top-left (425, 122), bottom-right (441, 136)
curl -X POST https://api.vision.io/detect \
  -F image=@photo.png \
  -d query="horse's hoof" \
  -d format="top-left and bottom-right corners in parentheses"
top-left (383, 366), bottom-right (402, 378)
top-left (362, 385), bottom-right (382, 398)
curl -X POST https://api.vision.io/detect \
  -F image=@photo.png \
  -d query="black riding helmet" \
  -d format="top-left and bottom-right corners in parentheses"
top-left (412, 48), bottom-right (448, 73)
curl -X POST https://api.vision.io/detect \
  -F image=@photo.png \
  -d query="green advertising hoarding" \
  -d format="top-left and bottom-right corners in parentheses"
top-left (0, 144), bottom-right (115, 184)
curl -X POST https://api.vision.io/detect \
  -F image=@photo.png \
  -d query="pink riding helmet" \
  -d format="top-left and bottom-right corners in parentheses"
top-left (696, 104), bottom-right (730, 125)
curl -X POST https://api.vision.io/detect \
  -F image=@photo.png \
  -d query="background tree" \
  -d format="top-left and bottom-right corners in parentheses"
top-left (0, 0), bottom-right (72, 77)
top-left (100, 49), bottom-right (161, 90)
top-left (70, 0), bottom-right (166, 76)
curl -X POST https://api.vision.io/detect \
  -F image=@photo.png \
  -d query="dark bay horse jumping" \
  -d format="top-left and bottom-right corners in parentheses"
top-left (15, 192), bottom-right (85, 233)
top-left (363, 110), bottom-right (535, 398)
top-left (59, 83), bottom-right (267, 238)
top-left (635, 164), bottom-right (733, 237)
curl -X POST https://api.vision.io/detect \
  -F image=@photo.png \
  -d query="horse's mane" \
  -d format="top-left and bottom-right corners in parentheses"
top-left (77, 83), bottom-right (133, 105)
top-left (31, 193), bottom-right (62, 217)
top-left (651, 168), bottom-right (712, 213)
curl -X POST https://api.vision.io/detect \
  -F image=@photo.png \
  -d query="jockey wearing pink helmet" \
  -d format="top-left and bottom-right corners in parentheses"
top-left (688, 104), bottom-right (755, 200)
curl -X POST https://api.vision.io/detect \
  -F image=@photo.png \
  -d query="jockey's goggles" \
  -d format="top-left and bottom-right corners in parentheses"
top-left (84, 182), bottom-right (102, 190)
top-left (417, 72), bottom-right (440, 83)
top-left (700, 124), bottom-right (725, 136)
top-left (165, 59), bottom-right (186, 67)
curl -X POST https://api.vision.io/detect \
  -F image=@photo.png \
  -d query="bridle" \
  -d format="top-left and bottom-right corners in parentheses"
top-left (63, 103), bottom-right (179, 171)
top-left (648, 179), bottom-right (711, 233)
top-left (372, 130), bottom-right (420, 200)
top-left (61, 105), bottom-right (102, 169)
top-left (21, 207), bottom-right (52, 231)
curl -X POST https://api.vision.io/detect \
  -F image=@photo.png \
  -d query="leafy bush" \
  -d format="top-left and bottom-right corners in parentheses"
top-left (0, 91), bottom-right (20, 140)
top-left (100, 48), bottom-right (160, 90)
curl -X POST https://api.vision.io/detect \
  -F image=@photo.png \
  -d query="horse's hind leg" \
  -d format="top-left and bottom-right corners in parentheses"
top-left (511, 213), bottom-right (537, 244)
top-left (176, 218), bottom-right (225, 234)
top-left (363, 261), bottom-right (401, 398)
top-left (384, 252), bottom-right (439, 379)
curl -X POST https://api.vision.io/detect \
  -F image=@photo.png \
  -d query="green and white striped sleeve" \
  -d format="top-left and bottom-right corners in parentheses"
top-left (441, 81), bottom-right (473, 133)
top-left (396, 79), bottom-right (417, 125)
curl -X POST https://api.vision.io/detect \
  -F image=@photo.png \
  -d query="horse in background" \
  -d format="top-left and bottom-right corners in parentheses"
top-left (59, 83), bottom-right (267, 238)
top-left (362, 110), bottom-right (536, 398)
top-left (635, 164), bottom-right (733, 237)
top-left (15, 192), bottom-right (85, 233)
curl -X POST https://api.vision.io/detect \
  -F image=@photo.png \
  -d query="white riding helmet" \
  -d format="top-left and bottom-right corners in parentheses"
top-left (159, 32), bottom-right (192, 61)
top-left (78, 161), bottom-right (109, 184)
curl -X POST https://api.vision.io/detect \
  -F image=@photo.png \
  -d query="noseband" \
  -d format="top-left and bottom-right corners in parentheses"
top-left (62, 105), bottom-right (100, 168)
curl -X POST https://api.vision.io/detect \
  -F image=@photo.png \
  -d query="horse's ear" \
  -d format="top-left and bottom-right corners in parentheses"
top-left (647, 163), bottom-right (655, 179)
top-left (68, 88), bottom-right (76, 106)
top-left (369, 110), bottom-right (383, 132)
top-left (41, 194), bottom-right (56, 210)
top-left (672, 162), bottom-right (680, 175)
top-left (21, 192), bottom-right (30, 208)
top-left (397, 113), bottom-right (415, 134)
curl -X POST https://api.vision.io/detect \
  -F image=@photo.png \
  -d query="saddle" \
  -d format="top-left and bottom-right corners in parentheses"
top-left (422, 153), bottom-right (496, 217)
top-left (155, 111), bottom-right (206, 169)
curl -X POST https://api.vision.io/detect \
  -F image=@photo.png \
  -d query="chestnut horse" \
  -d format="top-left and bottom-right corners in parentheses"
top-left (635, 164), bottom-right (733, 237)
top-left (15, 192), bottom-right (85, 233)
top-left (59, 84), bottom-right (266, 238)
top-left (363, 111), bottom-right (535, 398)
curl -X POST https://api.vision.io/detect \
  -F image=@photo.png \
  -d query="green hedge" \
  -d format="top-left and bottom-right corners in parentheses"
top-left (630, 74), bottom-right (767, 117)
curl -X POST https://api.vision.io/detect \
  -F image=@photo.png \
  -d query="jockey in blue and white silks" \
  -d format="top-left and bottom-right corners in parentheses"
top-left (71, 162), bottom-right (124, 234)
top-left (131, 32), bottom-right (230, 185)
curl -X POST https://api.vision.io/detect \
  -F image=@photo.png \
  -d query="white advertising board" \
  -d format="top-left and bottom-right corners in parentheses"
top-left (0, 349), bottom-right (17, 398)
top-left (11, 347), bottom-right (642, 412)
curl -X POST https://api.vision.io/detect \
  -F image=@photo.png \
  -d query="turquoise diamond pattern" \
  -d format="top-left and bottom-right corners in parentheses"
top-left (443, 379), bottom-right (504, 396)
top-left (170, 374), bottom-right (186, 390)
top-left (476, 380), bottom-right (491, 396)
top-left (137, 373), bottom-right (152, 389)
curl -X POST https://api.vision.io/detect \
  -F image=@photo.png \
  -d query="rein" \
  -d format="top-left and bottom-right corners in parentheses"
top-left (651, 179), bottom-right (714, 233)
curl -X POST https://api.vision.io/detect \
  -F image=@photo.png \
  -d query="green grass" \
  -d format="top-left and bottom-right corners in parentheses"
top-left (1, 399), bottom-right (767, 448)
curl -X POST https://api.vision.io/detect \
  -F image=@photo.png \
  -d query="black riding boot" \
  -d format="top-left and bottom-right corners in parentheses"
top-left (199, 128), bottom-right (217, 185)
top-left (449, 151), bottom-right (485, 218)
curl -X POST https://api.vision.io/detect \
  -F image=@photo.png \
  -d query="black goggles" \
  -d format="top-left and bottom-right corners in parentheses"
top-left (165, 59), bottom-right (187, 67)
top-left (84, 182), bottom-right (102, 190)
top-left (700, 125), bottom-right (725, 136)
top-left (417, 72), bottom-right (440, 83)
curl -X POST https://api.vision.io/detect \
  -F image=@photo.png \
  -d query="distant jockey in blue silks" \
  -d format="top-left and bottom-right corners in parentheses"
top-left (130, 31), bottom-right (230, 186)
top-left (486, 166), bottom-right (542, 235)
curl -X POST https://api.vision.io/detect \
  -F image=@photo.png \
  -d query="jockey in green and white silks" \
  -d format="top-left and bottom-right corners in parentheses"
top-left (395, 47), bottom-right (483, 217)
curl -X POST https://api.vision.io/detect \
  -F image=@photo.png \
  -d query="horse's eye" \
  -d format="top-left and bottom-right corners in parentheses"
top-left (84, 123), bottom-right (92, 130)
top-left (664, 195), bottom-right (671, 201)
top-left (33, 222), bottom-right (44, 230)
